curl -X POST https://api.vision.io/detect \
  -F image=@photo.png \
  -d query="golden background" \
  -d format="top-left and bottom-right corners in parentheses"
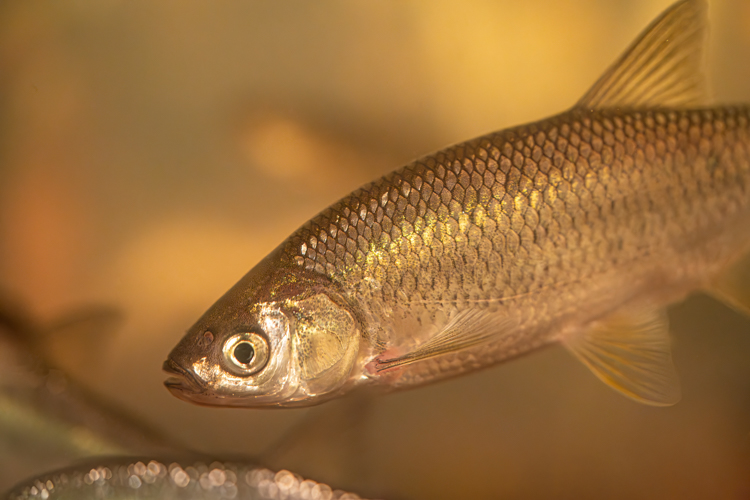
top-left (1, 0), bottom-right (749, 498)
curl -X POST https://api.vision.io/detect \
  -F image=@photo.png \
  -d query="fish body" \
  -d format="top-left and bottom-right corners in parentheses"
top-left (165, 0), bottom-right (750, 407)
top-left (6, 458), bottom-right (367, 500)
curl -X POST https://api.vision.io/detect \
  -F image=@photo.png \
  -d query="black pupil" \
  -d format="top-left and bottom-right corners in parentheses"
top-left (234, 342), bottom-right (255, 365)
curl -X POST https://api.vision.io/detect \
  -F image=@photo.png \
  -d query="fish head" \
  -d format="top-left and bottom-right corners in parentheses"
top-left (163, 244), bottom-right (363, 407)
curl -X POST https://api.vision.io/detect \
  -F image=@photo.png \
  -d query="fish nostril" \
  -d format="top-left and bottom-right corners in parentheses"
top-left (196, 330), bottom-right (214, 347)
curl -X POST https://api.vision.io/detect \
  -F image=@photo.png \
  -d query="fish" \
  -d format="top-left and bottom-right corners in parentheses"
top-left (164, 0), bottom-right (750, 408)
top-left (5, 458), bottom-right (368, 500)
top-left (0, 299), bottom-right (184, 490)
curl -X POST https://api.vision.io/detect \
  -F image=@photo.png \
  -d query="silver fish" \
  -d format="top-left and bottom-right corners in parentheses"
top-left (5, 458), bottom-right (368, 500)
top-left (164, 0), bottom-right (750, 407)
top-left (0, 301), bottom-right (184, 490)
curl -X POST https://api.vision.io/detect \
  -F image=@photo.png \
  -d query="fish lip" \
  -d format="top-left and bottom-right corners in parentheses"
top-left (162, 358), bottom-right (202, 393)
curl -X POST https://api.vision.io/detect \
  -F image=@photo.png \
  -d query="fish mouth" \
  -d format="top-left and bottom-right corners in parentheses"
top-left (162, 358), bottom-right (202, 394)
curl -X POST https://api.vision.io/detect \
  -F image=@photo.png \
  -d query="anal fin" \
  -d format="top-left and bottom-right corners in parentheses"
top-left (708, 252), bottom-right (750, 316)
top-left (563, 308), bottom-right (681, 406)
top-left (377, 309), bottom-right (515, 371)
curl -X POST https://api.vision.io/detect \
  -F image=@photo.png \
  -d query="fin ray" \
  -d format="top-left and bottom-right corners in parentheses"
top-left (563, 309), bottom-right (681, 406)
top-left (377, 309), bottom-right (514, 371)
top-left (40, 306), bottom-right (123, 372)
top-left (576, 0), bottom-right (707, 110)
top-left (708, 252), bottom-right (750, 316)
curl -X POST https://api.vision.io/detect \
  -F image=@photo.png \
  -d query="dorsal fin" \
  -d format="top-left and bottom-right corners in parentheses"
top-left (37, 306), bottom-right (123, 374)
top-left (576, 0), bottom-right (708, 110)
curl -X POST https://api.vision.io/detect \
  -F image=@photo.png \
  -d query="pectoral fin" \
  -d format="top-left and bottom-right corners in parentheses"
top-left (708, 253), bottom-right (750, 316)
top-left (563, 309), bottom-right (681, 406)
top-left (377, 309), bottom-right (515, 371)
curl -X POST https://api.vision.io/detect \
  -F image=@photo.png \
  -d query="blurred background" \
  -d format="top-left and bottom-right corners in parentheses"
top-left (1, 0), bottom-right (750, 498)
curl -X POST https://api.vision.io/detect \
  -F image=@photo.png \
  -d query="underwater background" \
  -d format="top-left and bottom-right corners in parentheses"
top-left (1, 1), bottom-right (749, 498)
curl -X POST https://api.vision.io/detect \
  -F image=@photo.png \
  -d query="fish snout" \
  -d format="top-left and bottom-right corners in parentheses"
top-left (162, 357), bottom-right (202, 394)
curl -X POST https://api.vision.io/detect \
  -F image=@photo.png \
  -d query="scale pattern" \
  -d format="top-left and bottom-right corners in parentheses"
top-left (284, 107), bottom-right (750, 315)
top-left (8, 459), bottom-right (365, 500)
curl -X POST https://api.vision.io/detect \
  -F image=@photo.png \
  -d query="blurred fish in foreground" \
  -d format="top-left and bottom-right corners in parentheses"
top-left (6, 458), bottom-right (369, 500)
top-left (0, 298), bottom-right (368, 498)
top-left (0, 297), bottom-right (184, 490)
top-left (165, 0), bottom-right (750, 408)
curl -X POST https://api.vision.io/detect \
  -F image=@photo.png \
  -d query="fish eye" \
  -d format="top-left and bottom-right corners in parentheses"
top-left (234, 342), bottom-right (254, 364)
top-left (222, 331), bottom-right (269, 376)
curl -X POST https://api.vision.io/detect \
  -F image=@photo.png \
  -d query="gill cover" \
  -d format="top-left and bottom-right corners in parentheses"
top-left (288, 293), bottom-right (359, 396)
